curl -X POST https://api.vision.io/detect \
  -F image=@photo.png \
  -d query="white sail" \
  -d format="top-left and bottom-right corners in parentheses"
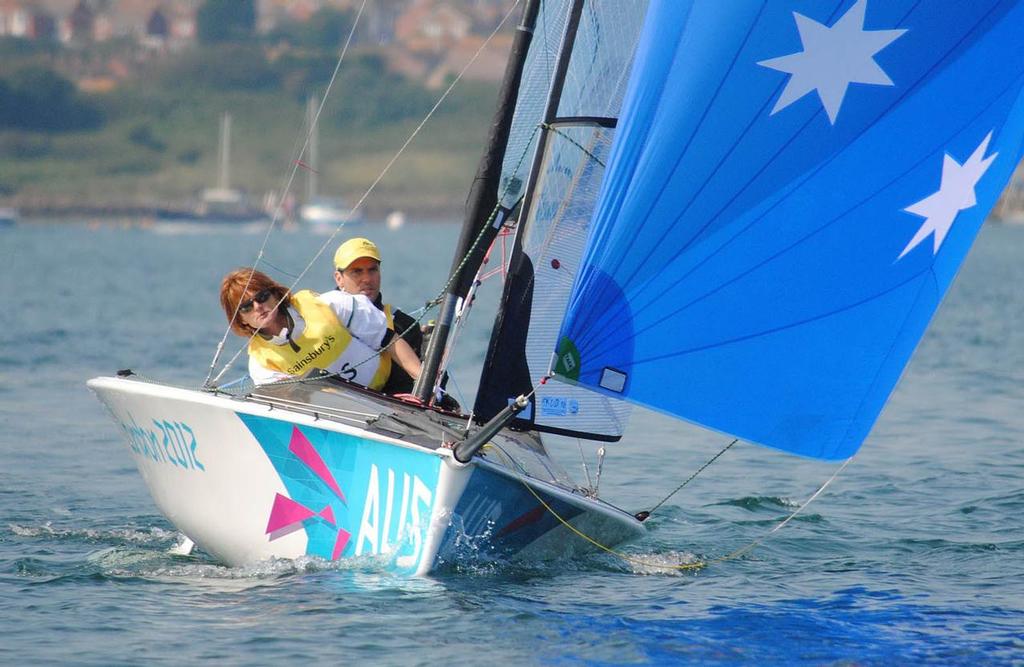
top-left (475, 1), bottom-right (648, 440)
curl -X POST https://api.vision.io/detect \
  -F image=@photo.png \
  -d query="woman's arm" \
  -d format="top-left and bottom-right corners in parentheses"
top-left (248, 355), bottom-right (290, 385)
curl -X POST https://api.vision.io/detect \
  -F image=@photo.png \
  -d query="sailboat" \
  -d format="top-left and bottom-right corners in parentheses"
top-left (158, 112), bottom-right (268, 226)
top-left (298, 94), bottom-right (363, 229)
top-left (89, 0), bottom-right (1024, 575)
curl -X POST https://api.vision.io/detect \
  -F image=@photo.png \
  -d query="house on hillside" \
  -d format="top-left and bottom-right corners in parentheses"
top-left (424, 31), bottom-right (510, 89)
top-left (29, 10), bottom-right (58, 40)
top-left (258, 0), bottom-right (320, 30)
top-left (0, 1), bottom-right (30, 37)
top-left (0, 0), bottom-right (194, 48)
top-left (395, 0), bottom-right (471, 54)
top-left (387, 0), bottom-right (512, 89)
top-left (1, 0), bottom-right (77, 41)
top-left (66, 0), bottom-right (95, 43)
top-left (0, 1), bottom-right (59, 40)
top-left (89, 0), bottom-right (196, 50)
top-left (257, 0), bottom-right (383, 42)
top-left (145, 7), bottom-right (168, 40)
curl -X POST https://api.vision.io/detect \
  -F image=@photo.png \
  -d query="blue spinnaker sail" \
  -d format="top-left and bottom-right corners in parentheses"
top-left (554, 0), bottom-right (1024, 459)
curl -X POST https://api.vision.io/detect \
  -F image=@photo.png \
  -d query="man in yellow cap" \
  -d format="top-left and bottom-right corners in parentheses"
top-left (334, 237), bottom-right (424, 395)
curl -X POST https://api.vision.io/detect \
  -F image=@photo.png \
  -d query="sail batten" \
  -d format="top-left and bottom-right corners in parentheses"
top-left (555, 0), bottom-right (1024, 460)
top-left (474, 0), bottom-right (648, 440)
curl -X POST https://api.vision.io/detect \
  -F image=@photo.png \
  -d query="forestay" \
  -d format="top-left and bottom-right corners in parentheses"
top-left (475, 0), bottom-right (647, 440)
top-left (555, 0), bottom-right (1024, 459)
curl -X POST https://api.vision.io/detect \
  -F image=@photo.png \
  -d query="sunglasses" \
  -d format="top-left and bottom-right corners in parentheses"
top-left (239, 289), bottom-right (274, 314)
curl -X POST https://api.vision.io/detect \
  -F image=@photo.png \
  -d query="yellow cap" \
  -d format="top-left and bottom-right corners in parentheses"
top-left (334, 238), bottom-right (381, 270)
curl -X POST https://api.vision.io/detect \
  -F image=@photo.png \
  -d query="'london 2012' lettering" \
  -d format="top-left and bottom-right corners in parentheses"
top-left (120, 414), bottom-right (205, 471)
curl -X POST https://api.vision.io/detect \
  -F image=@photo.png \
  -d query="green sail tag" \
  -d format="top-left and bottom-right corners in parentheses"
top-left (554, 337), bottom-right (581, 381)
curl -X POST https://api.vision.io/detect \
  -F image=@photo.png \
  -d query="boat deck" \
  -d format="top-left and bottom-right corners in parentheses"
top-left (245, 378), bottom-right (580, 492)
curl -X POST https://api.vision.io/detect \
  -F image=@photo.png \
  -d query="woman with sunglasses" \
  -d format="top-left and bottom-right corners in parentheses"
top-left (219, 268), bottom-right (421, 389)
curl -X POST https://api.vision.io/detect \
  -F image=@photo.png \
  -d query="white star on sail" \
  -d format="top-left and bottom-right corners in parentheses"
top-left (899, 132), bottom-right (998, 260)
top-left (758, 0), bottom-right (906, 124)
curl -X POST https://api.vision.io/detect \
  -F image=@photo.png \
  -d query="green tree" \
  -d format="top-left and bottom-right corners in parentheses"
top-left (158, 44), bottom-right (278, 91)
top-left (312, 7), bottom-right (356, 49)
top-left (272, 8), bottom-right (355, 50)
top-left (327, 54), bottom-right (434, 128)
top-left (0, 67), bottom-right (103, 131)
top-left (196, 0), bottom-right (256, 44)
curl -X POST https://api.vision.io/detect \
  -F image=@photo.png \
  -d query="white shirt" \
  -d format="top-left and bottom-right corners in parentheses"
top-left (248, 291), bottom-right (389, 385)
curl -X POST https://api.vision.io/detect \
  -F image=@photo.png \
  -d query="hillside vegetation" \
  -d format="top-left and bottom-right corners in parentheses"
top-left (0, 39), bottom-right (504, 218)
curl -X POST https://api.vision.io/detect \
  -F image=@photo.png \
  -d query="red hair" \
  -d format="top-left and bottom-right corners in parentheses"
top-left (219, 268), bottom-right (290, 336)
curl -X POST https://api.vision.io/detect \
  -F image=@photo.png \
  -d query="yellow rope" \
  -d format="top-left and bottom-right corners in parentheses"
top-left (482, 443), bottom-right (854, 573)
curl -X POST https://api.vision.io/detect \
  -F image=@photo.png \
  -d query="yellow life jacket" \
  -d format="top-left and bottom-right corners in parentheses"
top-left (248, 290), bottom-right (389, 390)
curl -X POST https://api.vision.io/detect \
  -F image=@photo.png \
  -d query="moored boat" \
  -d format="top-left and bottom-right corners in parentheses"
top-left (298, 95), bottom-right (363, 229)
top-left (299, 196), bottom-right (362, 228)
top-left (0, 207), bottom-right (18, 226)
top-left (156, 113), bottom-right (268, 227)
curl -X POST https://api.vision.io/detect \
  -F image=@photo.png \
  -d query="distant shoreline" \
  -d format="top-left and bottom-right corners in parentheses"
top-left (2, 200), bottom-right (466, 224)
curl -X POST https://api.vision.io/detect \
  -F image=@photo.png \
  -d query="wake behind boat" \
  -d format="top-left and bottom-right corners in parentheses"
top-left (90, 0), bottom-right (1024, 575)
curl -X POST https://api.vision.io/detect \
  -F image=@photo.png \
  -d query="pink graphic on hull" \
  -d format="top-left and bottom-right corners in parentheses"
top-left (265, 427), bottom-right (351, 561)
top-left (266, 493), bottom-right (315, 533)
top-left (320, 505), bottom-right (336, 525)
top-left (288, 426), bottom-right (346, 502)
top-left (332, 529), bottom-right (351, 560)
top-left (266, 494), bottom-right (337, 534)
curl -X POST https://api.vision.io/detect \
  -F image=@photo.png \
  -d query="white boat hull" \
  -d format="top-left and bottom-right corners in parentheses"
top-left (87, 377), bottom-right (644, 575)
top-left (299, 200), bottom-right (362, 228)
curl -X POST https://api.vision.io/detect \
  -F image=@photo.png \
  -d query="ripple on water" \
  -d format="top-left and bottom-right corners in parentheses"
top-left (2, 223), bottom-right (1024, 664)
top-left (709, 495), bottom-right (799, 512)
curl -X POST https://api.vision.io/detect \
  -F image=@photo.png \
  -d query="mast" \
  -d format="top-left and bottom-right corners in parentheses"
top-left (413, 0), bottom-right (542, 404)
top-left (306, 95), bottom-right (319, 203)
top-left (501, 0), bottom-right (586, 284)
top-left (471, 0), bottom-right (594, 425)
top-left (218, 112), bottom-right (231, 191)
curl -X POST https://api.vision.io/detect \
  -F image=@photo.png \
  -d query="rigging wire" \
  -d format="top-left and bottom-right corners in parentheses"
top-left (635, 438), bottom-right (739, 521)
top-left (205, 0), bottom-right (370, 387)
top-left (540, 122), bottom-right (607, 167)
top-left (484, 442), bottom-right (855, 573)
top-left (205, 0), bottom-right (526, 388)
top-left (204, 155), bottom-right (529, 397)
top-left (207, 119), bottom-right (538, 395)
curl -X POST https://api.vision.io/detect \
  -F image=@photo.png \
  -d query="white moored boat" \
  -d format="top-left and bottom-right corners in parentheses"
top-left (299, 196), bottom-right (362, 228)
top-left (298, 95), bottom-right (363, 229)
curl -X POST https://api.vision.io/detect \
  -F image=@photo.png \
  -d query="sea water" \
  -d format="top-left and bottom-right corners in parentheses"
top-left (0, 221), bottom-right (1021, 665)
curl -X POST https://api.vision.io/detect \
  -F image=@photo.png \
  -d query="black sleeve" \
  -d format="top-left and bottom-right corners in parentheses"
top-left (392, 309), bottom-right (424, 355)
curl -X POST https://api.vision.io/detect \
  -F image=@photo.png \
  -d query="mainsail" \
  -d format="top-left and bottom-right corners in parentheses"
top-left (474, 0), bottom-right (648, 440)
top-left (555, 0), bottom-right (1024, 459)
